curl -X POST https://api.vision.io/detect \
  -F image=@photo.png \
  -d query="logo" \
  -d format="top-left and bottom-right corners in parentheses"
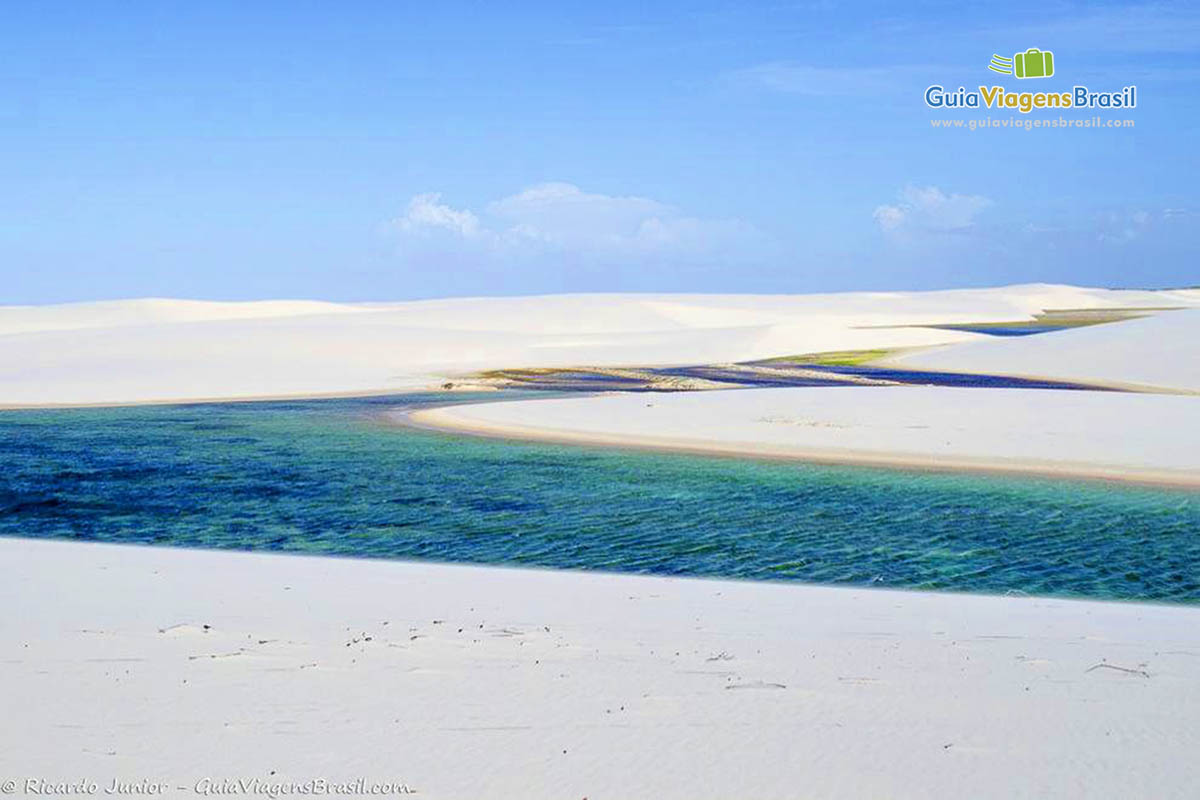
top-left (923, 47), bottom-right (1136, 115)
top-left (989, 49), bottom-right (1055, 79)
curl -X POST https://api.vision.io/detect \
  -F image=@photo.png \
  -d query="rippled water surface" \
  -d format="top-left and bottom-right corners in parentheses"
top-left (1, 393), bottom-right (1197, 602)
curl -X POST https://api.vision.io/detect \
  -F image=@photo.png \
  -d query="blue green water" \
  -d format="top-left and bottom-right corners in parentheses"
top-left (1, 393), bottom-right (1197, 602)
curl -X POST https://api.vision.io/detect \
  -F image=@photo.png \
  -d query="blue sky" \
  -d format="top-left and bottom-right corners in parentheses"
top-left (2, 1), bottom-right (1197, 302)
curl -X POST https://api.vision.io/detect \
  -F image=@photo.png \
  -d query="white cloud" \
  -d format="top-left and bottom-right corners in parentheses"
top-left (395, 193), bottom-right (481, 238)
top-left (873, 185), bottom-right (992, 235)
top-left (872, 205), bottom-right (907, 231)
top-left (390, 182), bottom-right (758, 259)
top-left (486, 182), bottom-right (669, 248)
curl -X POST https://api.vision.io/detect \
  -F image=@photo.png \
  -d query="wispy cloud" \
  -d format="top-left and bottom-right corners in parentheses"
top-left (873, 185), bottom-right (992, 235)
top-left (1097, 209), bottom-right (1163, 244)
top-left (1062, 208), bottom-right (1199, 247)
top-left (729, 3), bottom-right (1200, 98)
top-left (1002, 3), bottom-right (1200, 55)
top-left (390, 182), bottom-right (765, 264)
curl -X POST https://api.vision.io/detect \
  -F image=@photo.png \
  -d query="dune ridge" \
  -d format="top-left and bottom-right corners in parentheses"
top-left (5, 284), bottom-right (1198, 406)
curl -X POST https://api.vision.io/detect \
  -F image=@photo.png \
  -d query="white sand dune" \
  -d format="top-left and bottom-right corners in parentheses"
top-left (892, 308), bottom-right (1200, 392)
top-left (0, 297), bottom-right (372, 336)
top-left (6, 537), bottom-right (1199, 800)
top-left (410, 386), bottom-right (1200, 487)
top-left (4, 283), bottom-right (1197, 406)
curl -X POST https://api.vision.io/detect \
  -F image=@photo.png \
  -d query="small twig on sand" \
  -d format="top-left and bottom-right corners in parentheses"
top-left (1086, 662), bottom-right (1150, 678)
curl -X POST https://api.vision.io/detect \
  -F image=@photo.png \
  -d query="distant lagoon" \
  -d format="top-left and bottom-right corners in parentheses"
top-left (1, 392), bottom-right (1197, 603)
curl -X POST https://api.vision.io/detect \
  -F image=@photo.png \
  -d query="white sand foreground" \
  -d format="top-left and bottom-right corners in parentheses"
top-left (3, 284), bottom-right (1198, 406)
top-left (410, 386), bottom-right (1200, 487)
top-left (4, 537), bottom-right (1200, 799)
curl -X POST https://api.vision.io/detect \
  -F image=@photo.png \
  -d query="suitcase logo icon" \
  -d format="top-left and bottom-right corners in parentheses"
top-left (988, 48), bottom-right (1055, 79)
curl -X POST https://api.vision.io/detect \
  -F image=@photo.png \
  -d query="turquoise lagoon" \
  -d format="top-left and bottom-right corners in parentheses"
top-left (0, 392), bottom-right (1196, 603)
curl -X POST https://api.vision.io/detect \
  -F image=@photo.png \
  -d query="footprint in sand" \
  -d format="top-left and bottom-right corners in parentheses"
top-left (158, 623), bottom-right (213, 636)
top-left (725, 680), bottom-right (787, 690)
